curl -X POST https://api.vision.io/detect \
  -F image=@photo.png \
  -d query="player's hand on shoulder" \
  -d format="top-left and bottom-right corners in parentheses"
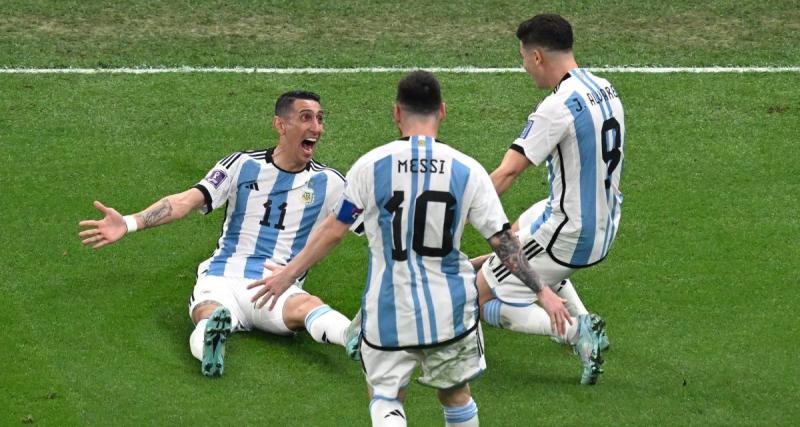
top-left (78, 201), bottom-right (127, 249)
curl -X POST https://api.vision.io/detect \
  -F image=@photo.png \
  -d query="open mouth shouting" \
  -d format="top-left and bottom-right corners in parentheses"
top-left (301, 138), bottom-right (317, 157)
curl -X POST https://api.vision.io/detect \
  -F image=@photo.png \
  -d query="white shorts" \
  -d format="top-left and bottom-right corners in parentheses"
top-left (360, 325), bottom-right (486, 398)
top-left (188, 261), bottom-right (308, 335)
top-left (481, 200), bottom-right (576, 305)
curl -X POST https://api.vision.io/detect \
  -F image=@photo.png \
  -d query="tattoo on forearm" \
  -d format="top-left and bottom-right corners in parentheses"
top-left (140, 199), bottom-right (173, 228)
top-left (489, 230), bottom-right (543, 293)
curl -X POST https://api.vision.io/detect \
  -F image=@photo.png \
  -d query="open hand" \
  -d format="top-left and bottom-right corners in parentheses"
top-left (78, 201), bottom-right (127, 249)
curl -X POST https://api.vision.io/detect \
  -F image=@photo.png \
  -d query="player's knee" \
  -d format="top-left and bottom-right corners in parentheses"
top-left (437, 383), bottom-right (472, 407)
top-left (283, 294), bottom-right (323, 330)
top-left (191, 301), bottom-right (222, 323)
top-left (475, 273), bottom-right (494, 307)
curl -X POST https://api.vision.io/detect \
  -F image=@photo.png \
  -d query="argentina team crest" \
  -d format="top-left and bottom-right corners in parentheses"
top-left (300, 186), bottom-right (315, 205)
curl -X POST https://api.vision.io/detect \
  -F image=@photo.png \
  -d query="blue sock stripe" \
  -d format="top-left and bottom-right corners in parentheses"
top-left (444, 399), bottom-right (478, 423)
top-left (484, 299), bottom-right (502, 327)
top-left (305, 304), bottom-right (332, 328)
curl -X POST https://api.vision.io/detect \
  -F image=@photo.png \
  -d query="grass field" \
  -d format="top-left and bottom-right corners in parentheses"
top-left (2, 1), bottom-right (799, 426)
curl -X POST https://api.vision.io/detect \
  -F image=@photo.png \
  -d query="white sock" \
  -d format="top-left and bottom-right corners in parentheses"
top-left (189, 319), bottom-right (208, 361)
top-left (444, 398), bottom-right (479, 427)
top-left (554, 279), bottom-right (588, 317)
top-left (370, 398), bottom-right (407, 427)
top-left (305, 304), bottom-right (350, 346)
top-left (496, 302), bottom-right (580, 343)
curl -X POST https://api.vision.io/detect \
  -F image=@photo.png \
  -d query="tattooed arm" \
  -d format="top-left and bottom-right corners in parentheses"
top-left (134, 188), bottom-right (205, 229)
top-left (487, 228), bottom-right (545, 293)
top-left (487, 228), bottom-right (572, 335)
top-left (78, 188), bottom-right (205, 249)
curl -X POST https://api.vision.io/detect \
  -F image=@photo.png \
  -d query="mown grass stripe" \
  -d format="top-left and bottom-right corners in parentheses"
top-left (1, 66), bottom-right (799, 74)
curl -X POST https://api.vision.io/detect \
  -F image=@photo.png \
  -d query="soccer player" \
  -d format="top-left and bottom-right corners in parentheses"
top-left (474, 13), bottom-right (626, 385)
top-left (78, 90), bottom-right (358, 377)
top-left (247, 71), bottom-right (571, 427)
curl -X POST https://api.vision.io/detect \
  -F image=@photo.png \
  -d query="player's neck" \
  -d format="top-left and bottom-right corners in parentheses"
top-left (547, 57), bottom-right (579, 89)
top-left (271, 147), bottom-right (308, 172)
top-left (398, 119), bottom-right (439, 140)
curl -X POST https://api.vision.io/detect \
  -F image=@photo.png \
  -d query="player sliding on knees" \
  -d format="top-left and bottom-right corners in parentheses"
top-left (79, 90), bottom-right (360, 377)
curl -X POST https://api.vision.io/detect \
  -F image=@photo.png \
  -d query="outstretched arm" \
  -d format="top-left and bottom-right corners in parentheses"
top-left (248, 214), bottom-right (350, 310)
top-left (487, 228), bottom-right (571, 335)
top-left (490, 148), bottom-right (530, 196)
top-left (78, 188), bottom-right (205, 249)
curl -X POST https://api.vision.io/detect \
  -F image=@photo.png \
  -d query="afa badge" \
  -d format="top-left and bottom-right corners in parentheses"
top-left (300, 187), bottom-right (315, 205)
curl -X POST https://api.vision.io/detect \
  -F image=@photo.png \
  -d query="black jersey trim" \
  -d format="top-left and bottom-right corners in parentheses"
top-left (192, 184), bottom-right (213, 214)
top-left (542, 144), bottom-right (606, 269)
top-left (310, 159), bottom-right (345, 181)
top-left (221, 152), bottom-right (242, 169)
top-left (553, 72), bottom-right (572, 93)
top-left (509, 143), bottom-right (527, 157)
top-left (361, 320), bottom-right (479, 351)
top-left (353, 223), bottom-right (365, 235)
top-left (263, 146), bottom-right (315, 173)
top-left (487, 223), bottom-right (512, 241)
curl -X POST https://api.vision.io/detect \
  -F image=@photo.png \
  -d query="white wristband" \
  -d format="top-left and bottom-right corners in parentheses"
top-left (123, 215), bottom-right (139, 233)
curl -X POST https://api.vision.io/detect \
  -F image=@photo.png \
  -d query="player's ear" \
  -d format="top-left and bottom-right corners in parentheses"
top-left (393, 104), bottom-right (402, 125)
top-left (438, 102), bottom-right (446, 121)
top-left (534, 48), bottom-right (544, 65)
top-left (272, 115), bottom-right (285, 135)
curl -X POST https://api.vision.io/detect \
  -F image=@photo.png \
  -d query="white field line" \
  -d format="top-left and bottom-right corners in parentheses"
top-left (1, 66), bottom-right (799, 74)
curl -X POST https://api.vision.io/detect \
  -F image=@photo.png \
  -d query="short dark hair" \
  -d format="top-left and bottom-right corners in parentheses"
top-left (275, 90), bottom-right (321, 116)
top-left (516, 14), bottom-right (573, 51)
top-left (396, 71), bottom-right (442, 115)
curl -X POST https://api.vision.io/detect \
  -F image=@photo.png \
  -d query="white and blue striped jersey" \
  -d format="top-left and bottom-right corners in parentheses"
top-left (512, 68), bottom-right (625, 268)
top-left (193, 148), bottom-right (348, 280)
top-left (335, 136), bottom-right (509, 350)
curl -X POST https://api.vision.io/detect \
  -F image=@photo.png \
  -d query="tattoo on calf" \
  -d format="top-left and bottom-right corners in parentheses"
top-left (489, 229), bottom-right (543, 294)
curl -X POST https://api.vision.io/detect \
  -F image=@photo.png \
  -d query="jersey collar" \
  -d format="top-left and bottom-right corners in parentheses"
top-left (553, 72), bottom-right (572, 94)
top-left (264, 146), bottom-right (313, 173)
top-left (398, 135), bottom-right (445, 145)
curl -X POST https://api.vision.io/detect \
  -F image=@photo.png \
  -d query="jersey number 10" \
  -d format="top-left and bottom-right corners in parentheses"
top-left (384, 190), bottom-right (456, 261)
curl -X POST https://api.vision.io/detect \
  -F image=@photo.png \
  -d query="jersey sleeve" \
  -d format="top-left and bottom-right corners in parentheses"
top-left (193, 152), bottom-right (243, 215)
top-left (333, 163), bottom-right (367, 228)
top-left (325, 171), bottom-right (365, 235)
top-left (467, 164), bottom-right (510, 239)
top-left (511, 100), bottom-right (571, 166)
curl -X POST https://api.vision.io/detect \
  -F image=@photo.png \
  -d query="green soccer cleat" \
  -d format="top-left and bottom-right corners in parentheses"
top-left (576, 313), bottom-right (606, 385)
top-left (344, 310), bottom-right (362, 362)
top-left (599, 329), bottom-right (611, 352)
top-left (202, 307), bottom-right (232, 377)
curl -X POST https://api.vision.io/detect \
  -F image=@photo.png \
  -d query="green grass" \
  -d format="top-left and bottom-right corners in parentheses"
top-left (1, 72), bottom-right (798, 425)
top-left (1, 1), bottom-right (799, 425)
top-left (2, 0), bottom-right (800, 68)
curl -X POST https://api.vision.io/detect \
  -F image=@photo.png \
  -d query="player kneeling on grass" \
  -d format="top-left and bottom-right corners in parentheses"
top-left (248, 71), bottom-right (571, 427)
top-left (79, 90), bottom-right (360, 377)
top-left (470, 13), bottom-right (627, 385)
